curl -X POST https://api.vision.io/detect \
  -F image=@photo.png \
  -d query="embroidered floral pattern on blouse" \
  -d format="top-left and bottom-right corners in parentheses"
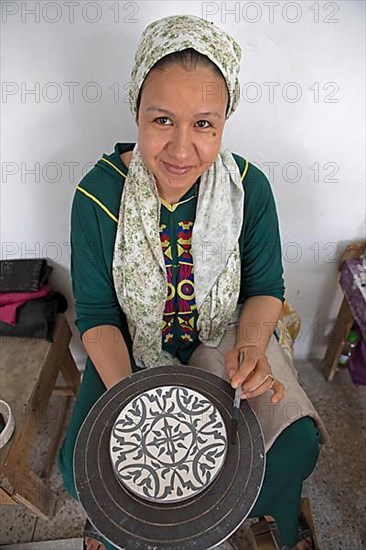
top-left (160, 221), bottom-right (197, 345)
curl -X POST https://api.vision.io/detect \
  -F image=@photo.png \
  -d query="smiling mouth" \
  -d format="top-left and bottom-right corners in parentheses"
top-left (161, 161), bottom-right (193, 175)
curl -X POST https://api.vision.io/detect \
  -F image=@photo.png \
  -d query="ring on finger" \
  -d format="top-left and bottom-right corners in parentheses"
top-left (249, 373), bottom-right (276, 393)
top-left (268, 373), bottom-right (276, 389)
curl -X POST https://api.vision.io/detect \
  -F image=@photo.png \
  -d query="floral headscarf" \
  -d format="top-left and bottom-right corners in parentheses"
top-left (128, 14), bottom-right (242, 119)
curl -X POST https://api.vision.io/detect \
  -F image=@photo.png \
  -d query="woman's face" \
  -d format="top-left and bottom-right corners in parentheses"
top-left (137, 64), bottom-right (228, 203)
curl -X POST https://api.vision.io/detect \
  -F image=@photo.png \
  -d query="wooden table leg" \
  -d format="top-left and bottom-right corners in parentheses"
top-left (324, 297), bottom-right (354, 381)
top-left (300, 498), bottom-right (320, 550)
top-left (41, 396), bottom-right (72, 480)
top-left (10, 467), bottom-right (56, 520)
top-left (60, 348), bottom-right (81, 393)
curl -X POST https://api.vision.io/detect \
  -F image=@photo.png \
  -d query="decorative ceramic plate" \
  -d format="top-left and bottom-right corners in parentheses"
top-left (110, 385), bottom-right (227, 502)
top-left (74, 365), bottom-right (265, 550)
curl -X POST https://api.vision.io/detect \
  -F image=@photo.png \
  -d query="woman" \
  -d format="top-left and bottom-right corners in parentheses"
top-left (58, 14), bottom-right (327, 550)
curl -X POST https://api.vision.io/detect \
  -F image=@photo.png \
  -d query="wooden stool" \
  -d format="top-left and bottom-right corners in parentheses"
top-left (0, 314), bottom-right (80, 519)
top-left (249, 498), bottom-right (320, 549)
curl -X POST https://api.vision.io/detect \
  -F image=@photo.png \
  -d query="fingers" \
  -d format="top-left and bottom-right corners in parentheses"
top-left (85, 538), bottom-right (106, 550)
top-left (243, 374), bottom-right (285, 404)
top-left (225, 348), bottom-right (241, 379)
top-left (270, 379), bottom-right (285, 404)
top-left (231, 352), bottom-right (270, 389)
top-left (225, 346), bottom-right (285, 404)
top-left (227, 346), bottom-right (264, 386)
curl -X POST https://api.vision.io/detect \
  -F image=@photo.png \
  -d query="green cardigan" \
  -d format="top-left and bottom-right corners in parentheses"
top-left (70, 143), bottom-right (285, 364)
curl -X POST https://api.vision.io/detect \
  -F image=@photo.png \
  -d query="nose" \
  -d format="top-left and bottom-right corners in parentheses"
top-left (166, 126), bottom-right (195, 164)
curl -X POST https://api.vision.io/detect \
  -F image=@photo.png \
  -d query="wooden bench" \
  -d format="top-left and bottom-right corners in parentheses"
top-left (0, 314), bottom-right (80, 519)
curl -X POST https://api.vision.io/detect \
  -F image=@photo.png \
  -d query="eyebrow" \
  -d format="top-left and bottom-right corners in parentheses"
top-left (145, 107), bottom-right (222, 119)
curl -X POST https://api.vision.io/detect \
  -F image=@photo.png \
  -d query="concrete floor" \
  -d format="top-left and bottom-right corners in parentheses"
top-left (0, 360), bottom-right (365, 549)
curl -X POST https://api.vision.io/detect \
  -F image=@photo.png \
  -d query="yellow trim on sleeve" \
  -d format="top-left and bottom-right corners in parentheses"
top-left (76, 185), bottom-right (118, 223)
top-left (241, 159), bottom-right (249, 181)
top-left (100, 157), bottom-right (127, 179)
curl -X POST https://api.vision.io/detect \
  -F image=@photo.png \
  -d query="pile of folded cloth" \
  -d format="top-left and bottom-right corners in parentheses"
top-left (0, 259), bottom-right (68, 341)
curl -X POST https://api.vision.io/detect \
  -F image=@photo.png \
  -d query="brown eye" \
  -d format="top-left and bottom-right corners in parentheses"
top-left (154, 117), bottom-right (171, 125)
top-left (196, 120), bottom-right (212, 128)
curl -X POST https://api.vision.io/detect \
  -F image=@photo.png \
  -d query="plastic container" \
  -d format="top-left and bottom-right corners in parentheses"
top-left (338, 329), bottom-right (361, 367)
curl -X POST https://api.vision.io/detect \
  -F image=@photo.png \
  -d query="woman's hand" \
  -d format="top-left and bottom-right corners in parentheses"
top-left (225, 345), bottom-right (285, 404)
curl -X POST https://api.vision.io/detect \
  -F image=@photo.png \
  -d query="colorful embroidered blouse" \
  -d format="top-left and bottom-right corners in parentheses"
top-left (71, 143), bottom-right (285, 365)
top-left (159, 183), bottom-right (199, 362)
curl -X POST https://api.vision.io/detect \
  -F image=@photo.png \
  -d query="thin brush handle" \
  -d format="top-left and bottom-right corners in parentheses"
top-left (233, 386), bottom-right (242, 410)
top-left (233, 350), bottom-right (244, 410)
top-left (230, 351), bottom-right (245, 444)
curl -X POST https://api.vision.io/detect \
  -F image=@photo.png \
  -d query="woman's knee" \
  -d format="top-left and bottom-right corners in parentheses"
top-left (275, 416), bottom-right (321, 480)
top-left (252, 417), bottom-right (320, 517)
top-left (57, 359), bottom-right (107, 499)
top-left (296, 416), bottom-right (321, 479)
top-left (57, 442), bottom-right (78, 500)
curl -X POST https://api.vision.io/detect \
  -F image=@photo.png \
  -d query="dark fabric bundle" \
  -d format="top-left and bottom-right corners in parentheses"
top-left (0, 259), bottom-right (52, 292)
top-left (349, 328), bottom-right (366, 386)
top-left (0, 291), bottom-right (68, 342)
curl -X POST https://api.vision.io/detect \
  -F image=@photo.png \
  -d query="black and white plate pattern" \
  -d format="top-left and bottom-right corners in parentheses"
top-left (110, 385), bottom-right (227, 502)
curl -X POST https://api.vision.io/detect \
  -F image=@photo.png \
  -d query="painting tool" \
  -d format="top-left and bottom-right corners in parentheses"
top-left (230, 351), bottom-right (244, 445)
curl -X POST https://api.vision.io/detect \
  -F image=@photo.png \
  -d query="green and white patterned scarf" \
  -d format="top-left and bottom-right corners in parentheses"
top-left (113, 15), bottom-right (244, 368)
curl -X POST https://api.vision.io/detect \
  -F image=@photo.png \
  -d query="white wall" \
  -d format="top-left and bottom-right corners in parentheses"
top-left (1, 1), bottom-right (365, 366)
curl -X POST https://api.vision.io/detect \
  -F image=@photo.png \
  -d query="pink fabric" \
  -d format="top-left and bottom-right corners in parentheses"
top-left (0, 284), bottom-right (51, 325)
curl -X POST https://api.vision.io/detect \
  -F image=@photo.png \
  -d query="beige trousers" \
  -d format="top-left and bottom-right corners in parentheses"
top-left (188, 321), bottom-right (328, 451)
